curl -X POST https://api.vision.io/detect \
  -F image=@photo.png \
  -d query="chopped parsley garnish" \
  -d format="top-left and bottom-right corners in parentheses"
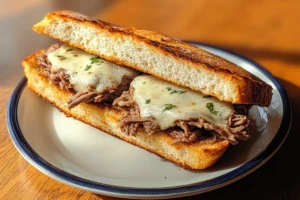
top-left (162, 104), bottom-right (176, 112)
top-left (206, 102), bottom-right (219, 115)
top-left (145, 99), bottom-right (151, 104)
top-left (166, 87), bottom-right (172, 91)
top-left (66, 48), bottom-right (73, 51)
top-left (56, 55), bottom-right (67, 60)
top-left (73, 55), bottom-right (78, 57)
top-left (166, 87), bottom-right (185, 94)
top-left (203, 95), bottom-right (212, 98)
top-left (90, 56), bottom-right (101, 64)
top-left (84, 65), bottom-right (92, 71)
top-left (142, 82), bottom-right (146, 84)
top-left (170, 90), bottom-right (185, 94)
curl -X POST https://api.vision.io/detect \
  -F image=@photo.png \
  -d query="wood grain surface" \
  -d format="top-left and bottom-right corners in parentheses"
top-left (0, 0), bottom-right (299, 199)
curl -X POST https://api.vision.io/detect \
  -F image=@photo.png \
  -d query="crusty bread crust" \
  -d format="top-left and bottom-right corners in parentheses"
top-left (22, 51), bottom-right (230, 170)
top-left (33, 10), bottom-right (272, 106)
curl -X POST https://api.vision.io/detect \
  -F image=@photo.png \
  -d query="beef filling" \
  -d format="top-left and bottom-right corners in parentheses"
top-left (37, 44), bottom-right (133, 108)
top-left (113, 89), bottom-right (251, 144)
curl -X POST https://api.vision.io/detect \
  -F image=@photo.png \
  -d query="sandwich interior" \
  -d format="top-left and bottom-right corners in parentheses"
top-left (36, 43), bottom-right (251, 145)
top-left (23, 42), bottom-right (258, 169)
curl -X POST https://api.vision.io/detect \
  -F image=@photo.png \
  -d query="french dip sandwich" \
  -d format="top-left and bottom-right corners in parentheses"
top-left (22, 11), bottom-right (272, 170)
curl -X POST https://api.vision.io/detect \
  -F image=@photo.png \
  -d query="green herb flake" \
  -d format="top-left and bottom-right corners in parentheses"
top-left (145, 99), bottom-right (151, 104)
top-left (162, 104), bottom-right (176, 112)
top-left (170, 90), bottom-right (185, 94)
top-left (90, 56), bottom-right (101, 64)
top-left (142, 82), bottom-right (146, 84)
top-left (66, 48), bottom-right (73, 52)
top-left (166, 86), bottom-right (185, 94)
top-left (73, 55), bottom-right (78, 57)
top-left (203, 95), bottom-right (212, 98)
top-left (84, 65), bottom-right (92, 71)
top-left (206, 102), bottom-right (219, 115)
top-left (166, 87), bottom-right (172, 91)
top-left (56, 55), bottom-right (67, 60)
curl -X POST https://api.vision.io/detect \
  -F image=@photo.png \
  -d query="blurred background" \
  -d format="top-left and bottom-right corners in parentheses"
top-left (1, 0), bottom-right (299, 87)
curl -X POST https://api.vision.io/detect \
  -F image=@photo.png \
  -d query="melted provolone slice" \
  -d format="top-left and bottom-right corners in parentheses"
top-left (48, 44), bottom-right (139, 92)
top-left (131, 75), bottom-right (233, 130)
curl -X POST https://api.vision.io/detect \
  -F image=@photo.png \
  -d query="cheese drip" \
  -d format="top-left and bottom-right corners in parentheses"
top-left (131, 75), bottom-right (233, 130)
top-left (48, 44), bottom-right (139, 92)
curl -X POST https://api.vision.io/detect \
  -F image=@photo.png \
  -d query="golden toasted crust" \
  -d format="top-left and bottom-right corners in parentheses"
top-left (22, 51), bottom-right (230, 170)
top-left (33, 10), bottom-right (272, 106)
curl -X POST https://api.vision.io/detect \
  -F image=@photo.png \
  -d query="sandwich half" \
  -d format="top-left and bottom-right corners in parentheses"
top-left (22, 10), bottom-right (273, 170)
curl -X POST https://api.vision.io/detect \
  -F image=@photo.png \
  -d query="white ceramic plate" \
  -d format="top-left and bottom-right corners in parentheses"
top-left (7, 43), bottom-right (291, 199)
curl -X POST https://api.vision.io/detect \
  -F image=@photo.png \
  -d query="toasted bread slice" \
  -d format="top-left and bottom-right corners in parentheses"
top-left (22, 51), bottom-right (230, 170)
top-left (33, 10), bottom-right (272, 106)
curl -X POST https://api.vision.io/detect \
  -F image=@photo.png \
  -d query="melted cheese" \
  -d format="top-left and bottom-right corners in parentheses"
top-left (48, 44), bottom-right (139, 92)
top-left (131, 76), bottom-right (233, 130)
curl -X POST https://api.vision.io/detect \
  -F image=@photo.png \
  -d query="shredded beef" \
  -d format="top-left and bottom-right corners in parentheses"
top-left (37, 47), bottom-right (73, 92)
top-left (112, 91), bottom-right (135, 107)
top-left (36, 44), bottom-right (133, 108)
top-left (67, 76), bottom-right (132, 108)
top-left (115, 97), bottom-right (161, 136)
top-left (113, 90), bottom-right (251, 144)
top-left (170, 121), bottom-right (200, 143)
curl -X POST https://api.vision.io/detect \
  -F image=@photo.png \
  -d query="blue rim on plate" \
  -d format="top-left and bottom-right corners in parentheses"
top-left (7, 42), bottom-right (292, 198)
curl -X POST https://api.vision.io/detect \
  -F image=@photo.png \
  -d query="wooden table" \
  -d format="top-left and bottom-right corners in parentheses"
top-left (1, 0), bottom-right (299, 199)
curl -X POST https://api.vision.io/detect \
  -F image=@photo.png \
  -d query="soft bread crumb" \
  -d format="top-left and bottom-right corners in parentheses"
top-left (32, 10), bottom-right (272, 106)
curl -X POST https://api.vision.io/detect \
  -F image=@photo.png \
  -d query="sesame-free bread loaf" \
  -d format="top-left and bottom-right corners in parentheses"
top-left (33, 10), bottom-right (272, 106)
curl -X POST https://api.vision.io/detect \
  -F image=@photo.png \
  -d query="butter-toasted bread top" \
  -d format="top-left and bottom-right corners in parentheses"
top-left (33, 10), bottom-right (273, 106)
